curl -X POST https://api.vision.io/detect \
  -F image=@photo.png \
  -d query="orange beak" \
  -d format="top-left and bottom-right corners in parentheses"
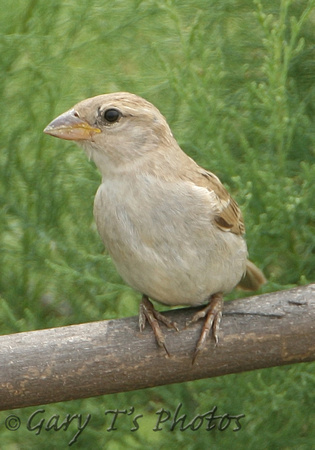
top-left (44, 109), bottom-right (101, 141)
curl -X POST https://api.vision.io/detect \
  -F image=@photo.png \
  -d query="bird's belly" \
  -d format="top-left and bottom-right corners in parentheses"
top-left (121, 255), bottom-right (246, 306)
top-left (94, 181), bottom-right (247, 306)
top-left (109, 234), bottom-right (246, 306)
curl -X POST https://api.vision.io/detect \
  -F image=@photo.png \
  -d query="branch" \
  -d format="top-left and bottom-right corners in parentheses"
top-left (1, 284), bottom-right (314, 411)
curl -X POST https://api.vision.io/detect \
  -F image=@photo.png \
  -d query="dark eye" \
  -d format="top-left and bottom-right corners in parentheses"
top-left (103, 108), bottom-right (121, 123)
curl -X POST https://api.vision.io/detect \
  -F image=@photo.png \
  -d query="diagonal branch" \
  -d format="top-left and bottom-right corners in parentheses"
top-left (0, 284), bottom-right (314, 411)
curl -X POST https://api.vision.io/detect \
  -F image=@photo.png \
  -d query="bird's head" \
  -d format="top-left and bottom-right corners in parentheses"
top-left (44, 92), bottom-right (176, 175)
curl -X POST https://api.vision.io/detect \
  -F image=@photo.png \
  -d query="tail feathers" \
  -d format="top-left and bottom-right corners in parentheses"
top-left (237, 260), bottom-right (266, 291)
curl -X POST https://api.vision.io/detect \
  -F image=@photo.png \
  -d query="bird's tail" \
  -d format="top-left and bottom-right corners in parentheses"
top-left (237, 260), bottom-right (266, 291)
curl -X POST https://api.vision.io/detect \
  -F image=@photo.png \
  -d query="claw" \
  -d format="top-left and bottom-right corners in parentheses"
top-left (188, 293), bottom-right (223, 364)
top-left (139, 295), bottom-right (178, 356)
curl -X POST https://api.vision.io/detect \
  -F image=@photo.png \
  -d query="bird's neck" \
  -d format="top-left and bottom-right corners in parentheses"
top-left (83, 135), bottom-right (186, 180)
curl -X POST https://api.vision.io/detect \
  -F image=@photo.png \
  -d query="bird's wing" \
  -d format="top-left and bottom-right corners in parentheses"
top-left (185, 167), bottom-right (245, 236)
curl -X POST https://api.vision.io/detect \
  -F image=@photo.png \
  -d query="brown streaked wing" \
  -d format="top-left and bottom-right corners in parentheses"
top-left (198, 170), bottom-right (245, 235)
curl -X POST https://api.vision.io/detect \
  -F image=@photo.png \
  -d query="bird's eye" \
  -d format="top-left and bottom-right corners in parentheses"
top-left (103, 109), bottom-right (121, 123)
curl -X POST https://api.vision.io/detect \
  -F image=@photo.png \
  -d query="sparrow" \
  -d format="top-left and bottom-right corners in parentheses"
top-left (44, 92), bottom-right (266, 362)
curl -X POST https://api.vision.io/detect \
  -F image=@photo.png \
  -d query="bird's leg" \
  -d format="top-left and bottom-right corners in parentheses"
top-left (139, 295), bottom-right (179, 356)
top-left (186, 292), bottom-right (223, 364)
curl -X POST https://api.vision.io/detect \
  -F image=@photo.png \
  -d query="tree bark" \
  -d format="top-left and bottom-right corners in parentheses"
top-left (0, 284), bottom-right (314, 411)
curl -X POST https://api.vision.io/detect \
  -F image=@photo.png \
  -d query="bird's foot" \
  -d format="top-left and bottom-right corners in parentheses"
top-left (139, 295), bottom-right (179, 356)
top-left (186, 292), bottom-right (223, 364)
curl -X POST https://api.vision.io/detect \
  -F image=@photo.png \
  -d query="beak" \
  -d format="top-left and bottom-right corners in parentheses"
top-left (43, 109), bottom-right (101, 141)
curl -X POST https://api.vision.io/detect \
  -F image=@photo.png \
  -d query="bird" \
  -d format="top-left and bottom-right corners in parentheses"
top-left (44, 92), bottom-right (266, 362)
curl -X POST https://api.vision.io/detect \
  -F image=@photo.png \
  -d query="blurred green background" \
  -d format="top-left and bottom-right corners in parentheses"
top-left (0, 0), bottom-right (314, 448)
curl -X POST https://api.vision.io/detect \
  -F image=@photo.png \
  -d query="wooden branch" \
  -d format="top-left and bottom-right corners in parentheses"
top-left (1, 284), bottom-right (314, 411)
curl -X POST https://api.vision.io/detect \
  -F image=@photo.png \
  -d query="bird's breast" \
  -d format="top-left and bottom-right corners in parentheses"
top-left (93, 176), bottom-right (247, 305)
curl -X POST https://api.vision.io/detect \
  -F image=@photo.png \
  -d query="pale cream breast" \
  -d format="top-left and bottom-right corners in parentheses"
top-left (93, 174), bottom-right (247, 306)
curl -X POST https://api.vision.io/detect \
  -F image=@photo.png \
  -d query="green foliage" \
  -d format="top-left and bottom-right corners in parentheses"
top-left (0, 0), bottom-right (314, 448)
